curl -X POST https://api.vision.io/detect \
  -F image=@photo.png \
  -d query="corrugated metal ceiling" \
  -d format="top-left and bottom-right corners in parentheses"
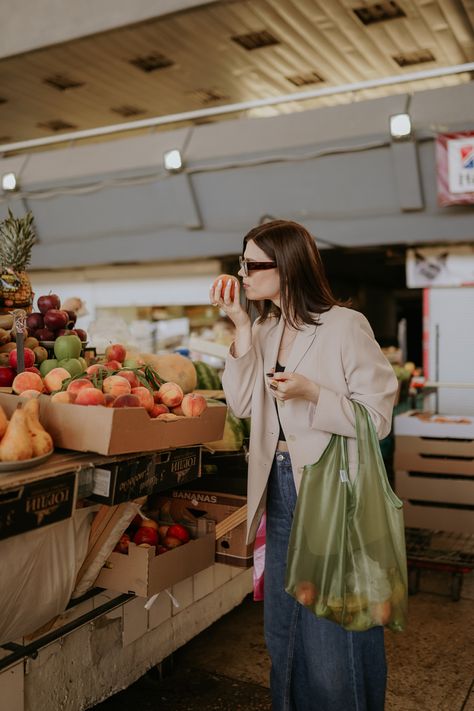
top-left (0, 0), bottom-right (473, 146)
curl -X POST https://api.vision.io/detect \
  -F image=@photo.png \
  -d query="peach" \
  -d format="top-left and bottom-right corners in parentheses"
top-left (19, 389), bottom-right (42, 399)
top-left (67, 378), bottom-right (94, 395)
top-left (43, 367), bottom-right (71, 393)
top-left (105, 360), bottom-right (122, 371)
top-left (102, 375), bottom-right (131, 397)
top-left (131, 386), bottom-right (154, 412)
top-left (75, 388), bottom-right (105, 406)
top-left (153, 391), bottom-right (163, 404)
top-left (180, 393), bottom-right (207, 417)
top-left (171, 405), bottom-right (184, 416)
top-left (117, 370), bottom-right (140, 388)
top-left (149, 403), bottom-right (169, 418)
top-left (105, 343), bottom-right (126, 363)
top-left (156, 412), bottom-right (184, 421)
top-left (12, 371), bottom-right (44, 395)
top-left (112, 394), bottom-right (141, 408)
top-left (86, 364), bottom-right (109, 377)
top-left (158, 381), bottom-right (183, 408)
top-left (51, 391), bottom-right (76, 404)
top-left (104, 393), bottom-right (116, 407)
top-left (212, 274), bottom-right (238, 300)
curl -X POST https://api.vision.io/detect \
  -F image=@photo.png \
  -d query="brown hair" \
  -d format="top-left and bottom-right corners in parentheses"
top-left (243, 220), bottom-right (347, 328)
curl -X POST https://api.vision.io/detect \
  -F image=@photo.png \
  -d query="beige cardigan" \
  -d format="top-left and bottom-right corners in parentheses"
top-left (222, 306), bottom-right (398, 545)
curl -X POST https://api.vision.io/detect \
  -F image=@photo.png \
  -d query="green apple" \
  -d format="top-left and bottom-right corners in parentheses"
top-left (57, 358), bottom-right (83, 378)
top-left (39, 358), bottom-right (58, 377)
top-left (122, 358), bottom-right (139, 368)
top-left (54, 335), bottom-right (82, 361)
top-left (78, 357), bottom-right (87, 372)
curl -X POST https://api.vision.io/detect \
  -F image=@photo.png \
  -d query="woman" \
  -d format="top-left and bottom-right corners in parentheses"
top-left (210, 220), bottom-right (398, 711)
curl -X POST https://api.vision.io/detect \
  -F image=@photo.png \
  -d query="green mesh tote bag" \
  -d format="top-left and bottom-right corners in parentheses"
top-left (285, 401), bottom-right (407, 632)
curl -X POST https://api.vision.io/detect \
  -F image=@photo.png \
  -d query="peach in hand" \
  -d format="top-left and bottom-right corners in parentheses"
top-left (212, 274), bottom-right (238, 301)
top-left (102, 375), bottom-right (131, 397)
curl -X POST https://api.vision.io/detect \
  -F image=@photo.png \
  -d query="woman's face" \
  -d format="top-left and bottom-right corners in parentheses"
top-left (238, 239), bottom-right (280, 305)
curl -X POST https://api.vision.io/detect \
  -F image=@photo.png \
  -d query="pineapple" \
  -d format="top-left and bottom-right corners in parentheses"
top-left (0, 209), bottom-right (36, 314)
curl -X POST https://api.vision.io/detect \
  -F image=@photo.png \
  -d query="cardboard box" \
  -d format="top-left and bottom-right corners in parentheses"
top-left (0, 470), bottom-right (76, 541)
top-left (89, 447), bottom-right (201, 505)
top-left (394, 435), bottom-right (474, 475)
top-left (149, 487), bottom-right (252, 567)
top-left (95, 519), bottom-right (215, 597)
top-left (401, 499), bottom-right (474, 535)
top-left (394, 410), bottom-right (474, 439)
top-left (395, 469), bottom-right (474, 506)
top-left (0, 393), bottom-right (226, 456)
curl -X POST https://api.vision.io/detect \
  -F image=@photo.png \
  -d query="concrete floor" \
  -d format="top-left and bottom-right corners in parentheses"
top-left (94, 569), bottom-right (474, 711)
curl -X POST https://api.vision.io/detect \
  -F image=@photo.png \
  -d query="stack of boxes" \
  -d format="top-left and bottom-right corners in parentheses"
top-left (394, 411), bottom-right (474, 534)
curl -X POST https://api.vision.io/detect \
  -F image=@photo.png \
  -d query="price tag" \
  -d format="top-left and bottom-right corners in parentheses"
top-left (12, 309), bottom-right (27, 373)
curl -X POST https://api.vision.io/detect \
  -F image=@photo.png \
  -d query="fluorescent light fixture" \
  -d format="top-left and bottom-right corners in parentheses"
top-left (2, 172), bottom-right (18, 191)
top-left (389, 113), bottom-right (412, 139)
top-left (163, 148), bottom-right (183, 172)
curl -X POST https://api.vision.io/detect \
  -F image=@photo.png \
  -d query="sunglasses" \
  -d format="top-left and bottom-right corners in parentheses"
top-left (239, 256), bottom-right (277, 277)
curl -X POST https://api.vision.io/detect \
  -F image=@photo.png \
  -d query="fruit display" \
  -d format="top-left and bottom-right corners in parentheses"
top-left (0, 399), bottom-right (54, 462)
top-left (0, 210), bottom-right (36, 314)
top-left (113, 514), bottom-right (192, 557)
top-left (25, 292), bottom-right (88, 346)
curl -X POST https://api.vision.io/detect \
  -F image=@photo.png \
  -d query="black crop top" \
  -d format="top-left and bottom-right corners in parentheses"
top-left (274, 360), bottom-right (286, 441)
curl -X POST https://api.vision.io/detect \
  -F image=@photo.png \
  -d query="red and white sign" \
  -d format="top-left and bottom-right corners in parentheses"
top-left (436, 132), bottom-right (474, 206)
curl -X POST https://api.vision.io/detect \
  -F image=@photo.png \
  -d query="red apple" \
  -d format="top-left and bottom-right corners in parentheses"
top-left (38, 294), bottom-right (61, 314)
top-left (167, 524), bottom-right (190, 543)
top-left (133, 527), bottom-right (158, 546)
top-left (0, 366), bottom-right (15, 387)
top-left (9, 347), bottom-right (35, 369)
top-left (105, 343), bottom-right (126, 364)
top-left (139, 518), bottom-right (159, 531)
top-left (26, 312), bottom-right (44, 332)
top-left (44, 309), bottom-right (69, 331)
top-left (65, 310), bottom-right (77, 326)
top-left (163, 535), bottom-right (183, 549)
top-left (155, 545), bottom-right (168, 555)
top-left (57, 329), bottom-right (78, 337)
top-left (24, 366), bottom-right (41, 375)
top-left (35, 328), bottom-right (56, 342)
top-left (75, 329), bottom-right (88, 342)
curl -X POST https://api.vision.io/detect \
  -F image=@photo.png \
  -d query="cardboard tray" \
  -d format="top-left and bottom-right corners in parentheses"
top-left (394, 411), bottom-right (474, 439)
top-left (394, 435), bottom-right (474, 475)
top-left (0, 393), bottom-right (226, 456)
top-left (95, 520), bottom-right (215, 597)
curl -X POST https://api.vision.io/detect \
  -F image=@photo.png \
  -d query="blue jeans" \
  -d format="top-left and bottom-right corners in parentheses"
top-left (264, 452), bottom-right (387, 711)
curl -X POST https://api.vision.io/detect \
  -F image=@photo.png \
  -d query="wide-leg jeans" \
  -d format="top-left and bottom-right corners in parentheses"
top-left (264, 451), bottom-right (387, 711)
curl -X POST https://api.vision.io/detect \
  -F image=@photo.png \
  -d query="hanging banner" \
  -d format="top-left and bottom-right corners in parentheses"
top-left (436, 132), bottom-right (474, 206)
top-left (406, 245), bottom-right (474, 288)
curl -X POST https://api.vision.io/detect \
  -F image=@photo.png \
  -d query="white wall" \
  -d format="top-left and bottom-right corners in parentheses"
top-left (0, 0), bottom-right (217, 59)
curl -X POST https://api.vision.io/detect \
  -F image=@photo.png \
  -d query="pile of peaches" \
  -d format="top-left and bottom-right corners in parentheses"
top-left (11, 343), bottom-right (208, 420)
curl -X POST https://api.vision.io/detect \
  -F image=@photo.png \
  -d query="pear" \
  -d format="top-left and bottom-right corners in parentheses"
top-left (0, 408), bottom-right (34, 461)
top-left (0, 405), bottom-right (8, 440)
top-left (23, 398), bottom-right (54, 457)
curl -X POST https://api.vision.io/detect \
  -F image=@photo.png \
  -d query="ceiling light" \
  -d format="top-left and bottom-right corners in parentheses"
top-left (163, 149), bottom-right (183, 173)
top-left (389, 113), bottom-right (412, 140)
top-left (2, 172), bottom-right (18, 191)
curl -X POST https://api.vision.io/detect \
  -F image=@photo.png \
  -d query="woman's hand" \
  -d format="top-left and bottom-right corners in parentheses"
top-left (269, 372), bottom-right (320, 404)
top-left (209, 278), bottom-right (250, 329)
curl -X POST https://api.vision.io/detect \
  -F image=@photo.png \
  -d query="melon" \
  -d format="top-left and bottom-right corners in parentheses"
top-left (140, 353), bottom-right (197, 394)
top-left (193, 360), bottom-right (222, 390)
top-left (205, 411), bottom-right (245, 451)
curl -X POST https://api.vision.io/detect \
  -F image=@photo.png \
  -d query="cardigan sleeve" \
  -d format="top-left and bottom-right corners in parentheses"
top-left (221, 328), bottom-right (260, 419)
top-left (309, 311), bottom-right (398, 439)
